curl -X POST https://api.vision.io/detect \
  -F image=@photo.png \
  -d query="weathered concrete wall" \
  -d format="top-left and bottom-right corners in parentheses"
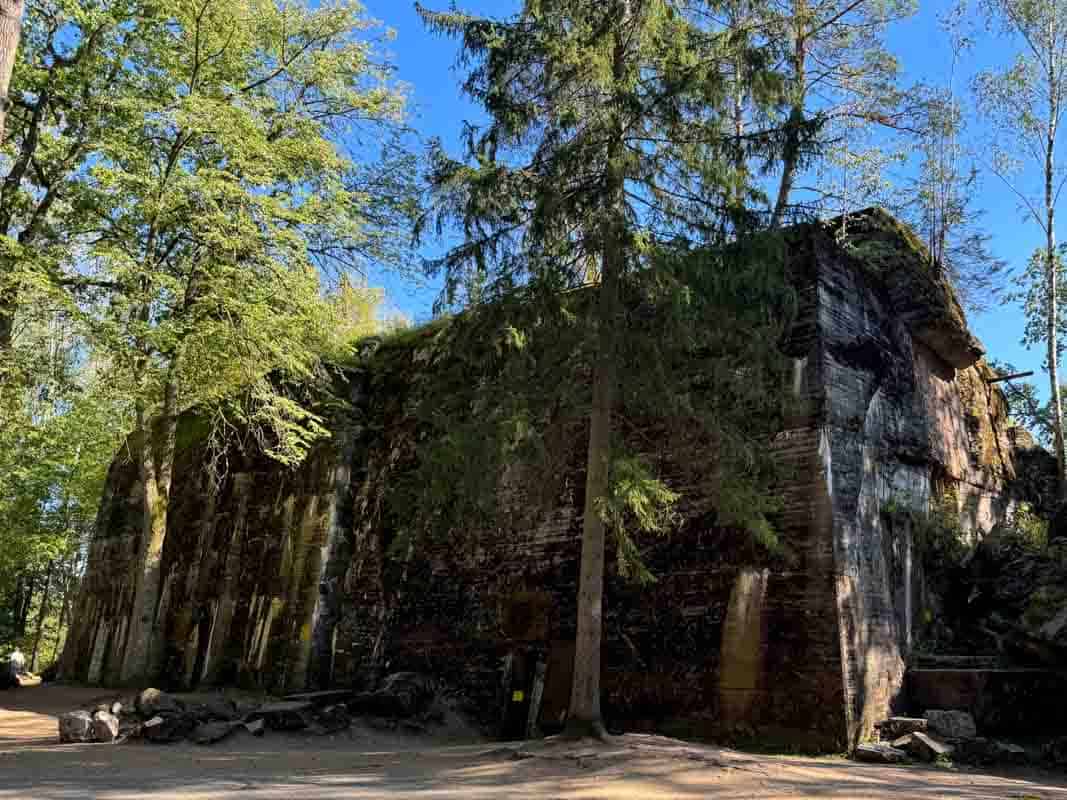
top-left (63, 209), bottom-right (1035, 750)
top-left (59, 423), bottom-right (350, 692)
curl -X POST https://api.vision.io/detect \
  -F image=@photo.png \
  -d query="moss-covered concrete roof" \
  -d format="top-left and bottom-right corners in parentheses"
top-left (804, 207), bottom-right (985, 370)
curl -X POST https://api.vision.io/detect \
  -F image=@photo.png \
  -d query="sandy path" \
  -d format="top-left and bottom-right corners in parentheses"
top-left (3, 685), bottom-right (1067, 799)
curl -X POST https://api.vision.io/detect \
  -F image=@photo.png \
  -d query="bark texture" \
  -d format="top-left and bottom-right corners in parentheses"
top-left (0, 0), bottom-right (23, 145)
top-left (565, 2), bottom-right (628, 740)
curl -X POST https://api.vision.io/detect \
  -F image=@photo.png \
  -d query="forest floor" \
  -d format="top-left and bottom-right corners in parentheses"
top-left (3, 685), bottom-right (1067, 799)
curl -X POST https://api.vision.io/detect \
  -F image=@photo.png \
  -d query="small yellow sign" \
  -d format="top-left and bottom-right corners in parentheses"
top-left (511, 690), bottom-right (525, 703)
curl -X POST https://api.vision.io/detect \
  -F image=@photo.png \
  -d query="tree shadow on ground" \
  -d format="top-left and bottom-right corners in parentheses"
top-left (2, 736), bottom-right (1067, 799)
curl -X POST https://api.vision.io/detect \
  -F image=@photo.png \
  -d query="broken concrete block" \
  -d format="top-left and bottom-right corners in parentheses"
top-left (244, 701), bottom-right (313, 731)
top-left (135, 688), bottom-right (183, 719)
top-left (58, 710), bottom-right (94, 743)
top-left (855, 743), bottom-right (909, 764)
top-left (899, 731), bottom-right (953, 762)
top-left (244, 718), bottom-right (265, 737)
top-left (924, 709), bottom-right (977, 740)
top-left (878, 717), bottom-right (927, 739)
top-left (142, 712), bottom-right (197, 743)
top-left (92, 711), bottom-right (120, 743)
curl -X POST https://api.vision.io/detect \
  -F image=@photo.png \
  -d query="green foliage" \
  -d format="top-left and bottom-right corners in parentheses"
top-left (901, 4), bottom-right (1007, 314)
top-left (412, 0), bottom-right (797, 586)
top-left (0, 0), bottom-right (414, 660)
top-left (991, 357), bottom-right (1058, 444)
top-left (1008, 248), bottom-right (1067, 364)
top-left (598, 456), bottom-right (681, 585)
top-left (360, 243), bottom-right (793, 580)
top-left (1009, 502), bottom-right (1050, 550)
top-left (982, 501), bottom-right (1051, 554)
top-left (883, 493), bottom-right (970, 571)
top-left (766, 0), bottom-right (918, 221)
top-left (0, 310), bottom-right (128, 653)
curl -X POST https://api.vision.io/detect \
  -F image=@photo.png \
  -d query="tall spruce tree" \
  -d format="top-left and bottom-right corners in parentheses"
top-left (419, 0), bottom-right (794, 738)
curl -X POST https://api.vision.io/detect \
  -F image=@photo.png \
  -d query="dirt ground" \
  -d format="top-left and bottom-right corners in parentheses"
top-left (3, 685), bottom-right (1067, 799)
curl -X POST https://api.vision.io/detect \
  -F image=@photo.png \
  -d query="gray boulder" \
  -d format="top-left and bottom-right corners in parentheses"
top-left (58, 711), bottom-right (94, 743)
top-left (924, 709), bottom-right (977, 740)
top-left (92, 711), bottom-right (120, 743)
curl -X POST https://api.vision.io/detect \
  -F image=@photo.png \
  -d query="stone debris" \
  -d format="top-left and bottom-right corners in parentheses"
top-left (142, 712), bottom-right (197, 743)
top-left (283, 689), bottom-right (357, 707)
top-left (244, 701), bottom-right (313, 731)
top-left (854, 743), bottom-right (909, 764)
top-left (924, 709), bottom-right (977, 741)
top-left (135, 688), bottom-right (184, 718)
top-left (91, 710), bottom-right (120, 743)
top-left (54, 677), bottom-right (456, 746)
top-left (58, 710), bottom-right (94, 743)
top-left (895, 731), bottom-right (953, 762)
top-left (872, 710), bottom-right (1039, 766)
top-left (877, 717), bottom-right (927, 740)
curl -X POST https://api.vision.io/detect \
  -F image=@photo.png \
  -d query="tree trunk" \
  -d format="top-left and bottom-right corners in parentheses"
top-left (0, 0), bottom-right (22, 354)
top-left (120, 364), bottom-right (179, 685)
top-left (14, 573), bottom-right (33, 636)
top-left (1046, 62), bottom-right (1067, 502)
top-left (771, 2), bottom-right (806, 228)
top-left (0, 0), bottom-right (23, 145)
top-left (565, 2), bottom-right (627, 740)
top-left (29, 560), bottom-right (53, 672)
top-left (50, 569), bottom-right (71, 665)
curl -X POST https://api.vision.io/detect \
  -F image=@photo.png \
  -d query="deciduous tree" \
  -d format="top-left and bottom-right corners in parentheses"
top-left (975, 0), bottom-right (1067, 499)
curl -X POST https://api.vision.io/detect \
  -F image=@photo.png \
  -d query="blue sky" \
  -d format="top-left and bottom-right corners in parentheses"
top-left (365, 0), bottom-right (1050, 392)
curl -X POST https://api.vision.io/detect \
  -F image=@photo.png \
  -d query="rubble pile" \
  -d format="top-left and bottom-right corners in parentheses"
top-left (57, 672), bottom-right (447, 746)
top-left (856, 708), bottom-right (1063, 768)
